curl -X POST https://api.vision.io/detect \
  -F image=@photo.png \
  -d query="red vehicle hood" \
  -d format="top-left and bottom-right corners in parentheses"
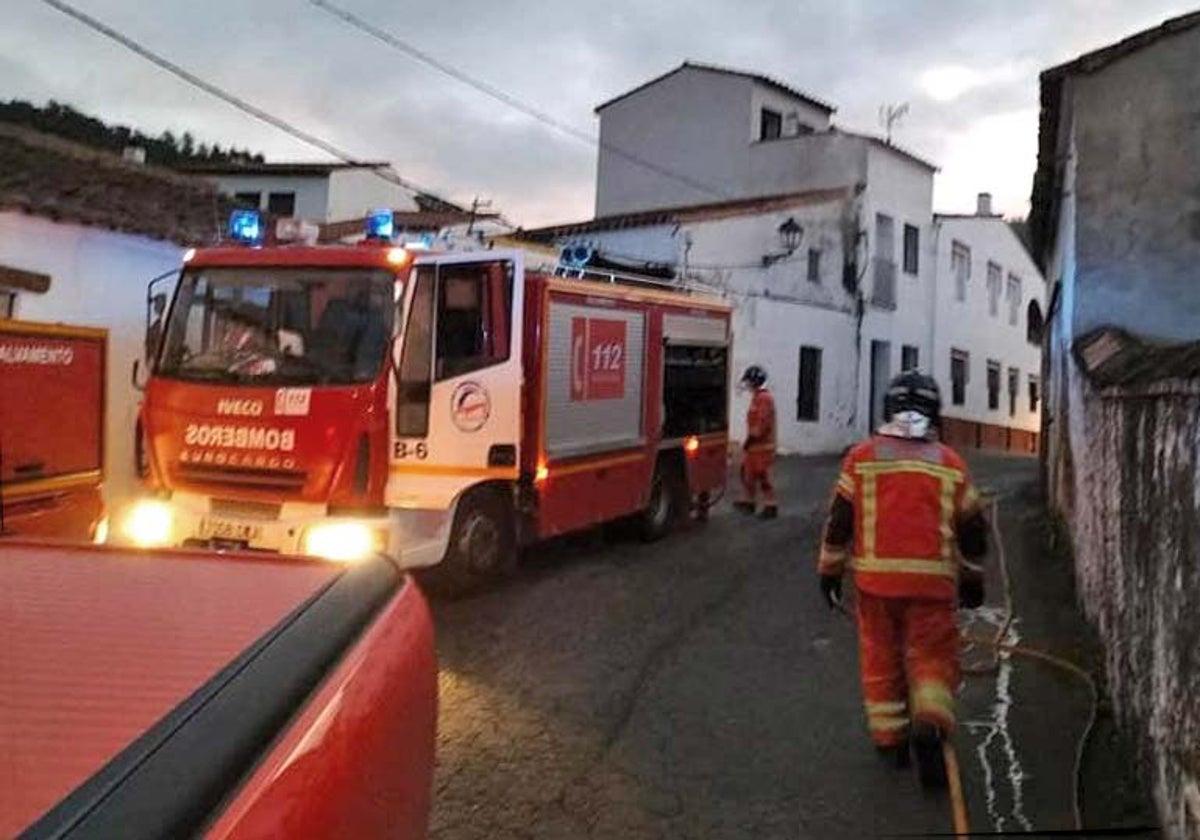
top-left (0, 542), bottom-right (342, 836)
top-left (144, 378), bottom-right (382, 502)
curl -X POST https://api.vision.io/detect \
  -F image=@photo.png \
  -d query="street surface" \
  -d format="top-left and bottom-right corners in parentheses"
top-left (430, 454), bottom-right (1156, 839)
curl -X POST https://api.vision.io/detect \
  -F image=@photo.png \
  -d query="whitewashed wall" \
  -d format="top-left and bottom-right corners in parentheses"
top-left (327, 169), bottom-right (419, 220)
top-left (933, 215), bottom-right (1045, 433)
top-left (748, 82), bottom-right (832, 138)
top-left (0, 212), bottom-right (182, 506)
top-left (855, 145), bottom-right (939, 431)
top-left (596, 68), bottom-right (752, 216)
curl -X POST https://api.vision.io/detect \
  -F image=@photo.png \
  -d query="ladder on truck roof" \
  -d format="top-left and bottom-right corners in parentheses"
top-left (542, 262), bottom-right (728, 301)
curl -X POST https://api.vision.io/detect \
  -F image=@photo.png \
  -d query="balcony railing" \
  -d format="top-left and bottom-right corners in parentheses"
top-left (871, 258), bottom-right (897, 309)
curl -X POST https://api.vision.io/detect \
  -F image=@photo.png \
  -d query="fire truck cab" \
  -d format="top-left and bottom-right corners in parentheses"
top-left (124, 211), bottom-right (731, 594)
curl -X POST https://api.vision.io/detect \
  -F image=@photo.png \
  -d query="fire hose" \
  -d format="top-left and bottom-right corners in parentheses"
top-left (830, 495), bottom-right (1100, 836)
top-left (955, 496), bottom-right (1099, 835)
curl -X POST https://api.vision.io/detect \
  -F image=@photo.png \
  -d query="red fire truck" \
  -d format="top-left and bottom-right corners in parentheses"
top-left (0, 319), bottom-right (106, 541)
top-left (121, 212), bottom-right (731, 594)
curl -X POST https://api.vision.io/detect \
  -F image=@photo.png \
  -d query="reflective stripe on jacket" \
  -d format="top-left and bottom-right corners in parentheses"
top-left (819, 435), bottom-right (982, 601)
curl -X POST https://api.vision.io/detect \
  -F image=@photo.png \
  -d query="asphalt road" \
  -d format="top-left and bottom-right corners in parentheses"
top-left (429, 454), bottom-right (1156, 839)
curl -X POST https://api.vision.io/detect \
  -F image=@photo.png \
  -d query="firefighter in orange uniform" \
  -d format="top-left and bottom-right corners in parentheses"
top-left (817, 371), bottom-right (987, 787)
top-left (733, 365), bottom-right (778, 519)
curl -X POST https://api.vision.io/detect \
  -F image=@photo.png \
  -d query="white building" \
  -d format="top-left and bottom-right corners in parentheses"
top-left (0, 124), bottom-right (228, 504)
top-left (932, 195), bottom-right (1045, 453)
top-left (176, 161), bottom-right (420, 222)
top-left (521, 62), bottom-right (1043, 454)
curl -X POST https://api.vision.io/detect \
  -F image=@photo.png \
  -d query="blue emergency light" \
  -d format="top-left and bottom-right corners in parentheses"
top-left (365, 209), bottom-right (395, 240)
top-left (228, 209), bottom-right (263, 244)
top-left (560, 244), bottom-right (593, 269)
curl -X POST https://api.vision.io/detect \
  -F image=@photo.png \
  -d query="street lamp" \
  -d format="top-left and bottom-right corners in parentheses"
top-left (763, 217), bottom-right (804, 266)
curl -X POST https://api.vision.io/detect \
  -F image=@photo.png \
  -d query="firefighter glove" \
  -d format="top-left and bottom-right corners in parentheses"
top-left (959, 563), bottom-right (984, 609)
top-left (820, 574), bottom-right (843, 610)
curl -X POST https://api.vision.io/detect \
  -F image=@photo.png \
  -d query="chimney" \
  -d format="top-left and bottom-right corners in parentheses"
top-left (976, 192), bottom-right (993, 216)
top-left (122, 146), bottom-right (147, 165)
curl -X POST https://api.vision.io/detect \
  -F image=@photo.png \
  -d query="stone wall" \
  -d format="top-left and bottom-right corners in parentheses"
top-left (1071, 378), bottom-right (1200, 837)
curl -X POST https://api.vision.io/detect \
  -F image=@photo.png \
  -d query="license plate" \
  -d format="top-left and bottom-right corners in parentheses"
top-left (199, 517), bottom-right (262, 543)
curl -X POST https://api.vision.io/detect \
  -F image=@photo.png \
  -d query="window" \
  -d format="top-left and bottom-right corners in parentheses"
top-left (1007, 274), bottom-right (1022, 326)
top-left (664, 345), bottom-right (728, 436)
top-left (987, 262), bottom-right (1002, 317)
top-left (435, 260), bottom-right (513, 380)
top-left (950, 350), bottom-right (968, 406)
top-left (396, 267), bottom-right (435, 437)
top-left (0, 289), bottom-right (14, 319)
top-left (1028, 374), bottom-right (1040, 413)
top-left (872, 213), bottom-right (896, 309)
top-left (902, 224), bottom-right (919, 275)
top-left (797, 346), bottom-right (822, 421)
top-left (1027, 299), bottom-right (1045, 344)
top-left (901, 345), bottom-right (919, 372)
top-left (158, 267), bottom-right (394, 386)
top-left (987, 360), bottom-right (1001, 411)
top-left (807, 248), bottom-right (821, 283)
top-left (759, 108), bottom-right (782, 141)
top-left (951, 241), bottom-right (970, 302)
top-left (233, 191), bottom-right (261, 209)
top-left (267, 191), bottom-right (296, 216)
top-left (1007, 367), bottom-right (1019, 417)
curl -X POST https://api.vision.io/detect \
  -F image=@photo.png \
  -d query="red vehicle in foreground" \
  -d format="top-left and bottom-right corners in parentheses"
top-left (1, 541), bottom-right (436, 839)
top-left (120, 212), bottom-right (732, 594)
top-left (0, 319), bottom-right (106, 541)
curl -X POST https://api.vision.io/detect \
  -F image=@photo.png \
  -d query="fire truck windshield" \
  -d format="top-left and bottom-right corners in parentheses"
top-left (157, 267), bottom-right (396, 385)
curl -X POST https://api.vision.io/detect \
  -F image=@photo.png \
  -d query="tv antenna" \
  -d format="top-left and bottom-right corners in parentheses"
top-left (878, 103), bottom-right (909, 144)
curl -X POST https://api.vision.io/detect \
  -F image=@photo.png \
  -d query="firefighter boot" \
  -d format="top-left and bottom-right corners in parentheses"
top-left (733, 501), bottom-right (756, 515)
top-left (759, 504), bottom-right (778, 520)
top-left (875, 740), bottom-right (911, 770)
top-left (911, 721), bottom-right (948, 789)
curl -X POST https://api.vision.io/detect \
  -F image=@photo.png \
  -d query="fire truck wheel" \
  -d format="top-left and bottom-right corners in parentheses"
top-left (419, 489), bottom-right (516, 598)
top-left (641, 458), bottom-right (685, 542)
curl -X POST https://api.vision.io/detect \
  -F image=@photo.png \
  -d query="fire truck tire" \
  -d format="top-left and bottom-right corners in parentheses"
top-left (640, 457), bottom-right (685, 542)
top-left (419, 489), bottom-right (516, 598)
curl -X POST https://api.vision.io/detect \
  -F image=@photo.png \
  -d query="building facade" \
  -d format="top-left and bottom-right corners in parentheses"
top-left (933, 199), bottom-right (1044, 453)
top-left (1030, 13), bottom-right (1200, 839)
top-left (176, 161), bottom-right (419, 222)
top-left (527, 62), bottom-right (1042, 455)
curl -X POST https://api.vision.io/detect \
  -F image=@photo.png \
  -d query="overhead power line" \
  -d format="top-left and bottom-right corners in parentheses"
top-left (38, 0), bottom-right (452, 204)
top-left (308, 0), bottom-right (731, 203)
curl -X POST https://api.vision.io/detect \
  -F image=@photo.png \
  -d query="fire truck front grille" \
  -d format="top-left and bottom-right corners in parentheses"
top-left (176, 464), bottom-right (308, 493)
top-left (209, 498), bottom-right (283, 520)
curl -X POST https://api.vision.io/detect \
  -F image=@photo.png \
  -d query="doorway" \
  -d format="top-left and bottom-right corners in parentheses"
top-left (869, 340), bottom-right (891, 432)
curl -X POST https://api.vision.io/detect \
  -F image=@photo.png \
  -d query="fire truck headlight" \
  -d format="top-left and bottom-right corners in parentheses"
top-left (93, 516), bottom-right (110, 545)
top-left (303, 521), bottom-right (377, 563)
top-left (123, 500), bottom-right (173, 548)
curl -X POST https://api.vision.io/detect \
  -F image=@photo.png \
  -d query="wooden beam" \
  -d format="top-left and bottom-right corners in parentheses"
top-left (0, 265), bottom-right (50, 293)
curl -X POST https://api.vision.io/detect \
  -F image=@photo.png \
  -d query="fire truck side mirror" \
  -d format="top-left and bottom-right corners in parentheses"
top-left (131, 358), bottom-right (147, 392)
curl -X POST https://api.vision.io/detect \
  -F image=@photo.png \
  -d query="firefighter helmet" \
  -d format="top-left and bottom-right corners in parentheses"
top-left (883, 370), bottom-right (941, 425)
top-left (741, 365), bottom-right (768, 388)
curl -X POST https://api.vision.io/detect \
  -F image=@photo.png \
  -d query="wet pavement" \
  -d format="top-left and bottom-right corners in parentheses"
top-left (430, 453), bottom-right (1158, 839)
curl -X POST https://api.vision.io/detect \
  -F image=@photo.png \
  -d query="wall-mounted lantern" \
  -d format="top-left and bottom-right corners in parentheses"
top-left (762, 217), bottom-right (804, 266)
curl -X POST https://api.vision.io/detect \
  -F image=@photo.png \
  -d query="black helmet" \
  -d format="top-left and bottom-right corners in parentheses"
top-left (883, 370), bottom-right (941, 425)
top-left (741, 365), bottom-right (767, 388)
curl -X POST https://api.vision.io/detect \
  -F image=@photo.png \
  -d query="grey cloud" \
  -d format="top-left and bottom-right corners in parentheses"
top-left (5, 0), bottom-right (1200, 224)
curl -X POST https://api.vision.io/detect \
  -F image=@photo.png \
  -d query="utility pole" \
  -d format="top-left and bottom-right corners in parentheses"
top-left (467, 196), bottom-right (492, 236)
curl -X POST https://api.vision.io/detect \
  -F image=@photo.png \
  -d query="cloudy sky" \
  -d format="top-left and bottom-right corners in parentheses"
top-left (4, 0), bottom-right (1196, 225)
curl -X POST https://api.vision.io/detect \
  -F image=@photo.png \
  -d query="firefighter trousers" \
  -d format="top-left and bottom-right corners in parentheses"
top-left (855, 592), bottom-right (959, 746)
top-left (740, 450), bottom-right (776, 506)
